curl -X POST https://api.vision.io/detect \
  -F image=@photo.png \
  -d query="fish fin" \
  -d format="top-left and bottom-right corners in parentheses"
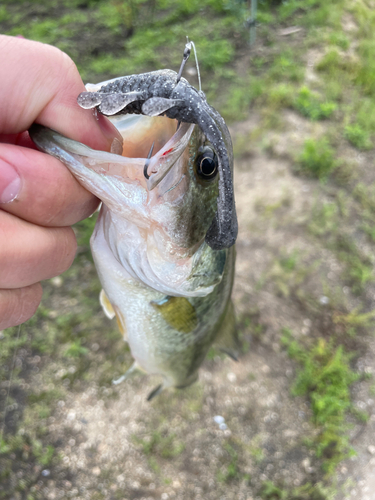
top-left (114, 310), bottom-right (127, 339)
top-left (213, 300), bottom-right (240, 361)
top-left (142, 97), bottom-right (184, 117)
top-left (99, 289), bottom-right (116, 319)
top-left (151, 296), bottom-right (197, 333)
top-left (112, 361), bottom-right (144, 386)
top-left (147, 383), bottom-right (164, 401)
top-left (219, 348), bottom-right (239, 362)
top-left (99, 291), bottom-right (127, 338)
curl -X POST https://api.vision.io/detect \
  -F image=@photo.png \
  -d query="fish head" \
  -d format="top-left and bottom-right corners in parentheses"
top-left (30, 109), bottom-right (233, 296)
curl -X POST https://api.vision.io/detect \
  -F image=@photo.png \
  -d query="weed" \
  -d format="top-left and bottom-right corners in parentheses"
top-left (355, 40), bottom-right (375, 95)
top-left (329, 32), bottom-right (350, 50)
top-left (353, 183), bottom-right (375, 214)
top-left (217, 443), bottom-right (240, 482)
top-left (260, 480), bottom-right (288, 499)
top-left (267, 251), bottom-right (311, 298)
top-left (344, 123), bottom-right (372, 150)
top-left (260, 479), bottom-right (344, 500)
top-left (267, 83), bottom-right (294, 109)
top-left (316, 49), bottom-right (358, 79)
top-left (294, 86), bottom-right (337, 121)
top-left (298, 138), bottom-right (336, 179)
top-left (333, 234), bottom-right (374, 293)
top-left (282, 330), bottom-right (360, 474)
top-left (362, 222), bottom-right (375, 242)
top-left (279, 251), bottom-right (298, 271)
top-left (269, 51), bottom-right (305, 83)
top-left (333, 307), bottom-right (375, 331)
top-left (133, 430), bottom-right (185, 459)
top-left (221, 76), bottom-right (263, 122)
top-left (63, 339), bottom-right (89, 358)
top-left (308, 201), bottom-right (339, 237)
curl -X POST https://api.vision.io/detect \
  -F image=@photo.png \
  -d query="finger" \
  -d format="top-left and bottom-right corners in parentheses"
top-left (0, 131), bottom-right (37, 150)
top-left (0, 283), bottom-right (42, 330)
top-left (0, 211), bottom-right (77, 288)
top-left (0, 144), bottom-right (99, 226)
top-left (0, 35), bottom-right (120, 151)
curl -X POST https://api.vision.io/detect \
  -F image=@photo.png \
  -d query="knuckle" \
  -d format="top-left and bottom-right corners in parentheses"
top-left (53, 226), bottom-right (77, 275)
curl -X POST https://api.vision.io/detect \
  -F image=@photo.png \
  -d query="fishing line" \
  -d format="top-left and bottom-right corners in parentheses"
top-left (0, 323), bottom-right (22, 442)
top-left (189, 40), bottom-right (202, 92)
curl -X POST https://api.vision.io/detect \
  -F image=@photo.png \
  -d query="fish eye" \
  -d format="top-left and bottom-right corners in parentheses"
top-left (195, 146), bottom-right (218, 182)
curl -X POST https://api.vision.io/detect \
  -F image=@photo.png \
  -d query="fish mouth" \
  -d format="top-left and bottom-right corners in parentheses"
top-left (30, 115), bottom-right (194, 193)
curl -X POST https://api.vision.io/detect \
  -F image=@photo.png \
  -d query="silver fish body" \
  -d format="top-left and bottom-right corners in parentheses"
top-left (30, 68), bottom-right (238, 398)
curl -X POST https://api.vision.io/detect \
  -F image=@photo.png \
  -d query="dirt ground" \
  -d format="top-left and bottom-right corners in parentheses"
top-left (3, 112), bottom-right (375, 500)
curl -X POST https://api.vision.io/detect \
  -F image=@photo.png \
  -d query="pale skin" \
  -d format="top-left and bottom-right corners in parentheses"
top-left (0, 35), bottom-right (121, 329)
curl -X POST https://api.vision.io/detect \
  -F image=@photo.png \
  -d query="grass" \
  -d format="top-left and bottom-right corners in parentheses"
top-left (2, 0), bottom-right (375, 498)
top-left (133, 429), bottom-right (185, 459)
top-left (281, 330), bottom-right (361, 474)
top-left (260, 479), bottom-right (337, 500)
top-left (216, 442), bottom-right (241, 482)
top-left (298, 138), bottom-right (337, 179)
top-left (344, 123), bottom-right (372, 150)
top-left (294, 86), bottom-right (337, 121)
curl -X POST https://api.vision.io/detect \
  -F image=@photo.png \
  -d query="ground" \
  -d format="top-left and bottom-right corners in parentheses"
top-left (2, 1), bottom-right (375, 499)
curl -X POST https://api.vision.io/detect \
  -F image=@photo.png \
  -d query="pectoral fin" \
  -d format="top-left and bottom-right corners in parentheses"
top-left (100, 289), bottom-right (116, 319)
top-left (151, 296), bottom-right (198, 333)
top-left (99, 290), bottom-right (127, 338)
top-left (112, 361), bottom-right (145, 386)
top-left (147, 384), bottom-right (164, 401)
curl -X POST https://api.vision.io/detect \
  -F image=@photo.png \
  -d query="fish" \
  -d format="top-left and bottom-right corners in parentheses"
top-left (30, 42), bottom-right (238, 400)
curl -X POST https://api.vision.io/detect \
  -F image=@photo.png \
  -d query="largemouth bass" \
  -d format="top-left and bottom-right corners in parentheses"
top-left (30, 44), bottom-right (238, 399)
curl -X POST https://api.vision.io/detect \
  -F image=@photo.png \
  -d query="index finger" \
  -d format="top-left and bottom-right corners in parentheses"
top-left (0, 35), bottom-right (118, 151)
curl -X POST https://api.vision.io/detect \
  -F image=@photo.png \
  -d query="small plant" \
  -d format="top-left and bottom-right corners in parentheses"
top-left (294, 86), bottom-right (337, 121)
top-left (316, 49), bottom-right (358, 79)
top-left (134, 430), bottom-right (185, 459)
top-left (217, 443), bottom-right (241, 483)
top-left (345, 255), bottom-right (373, 293)
top-left (63, 339), bottom-right (89, 358)
top-left (260, 480), bottom-right (288, 499)
top-left (268, 83), bottom-right (294, 109)
top-left (282, 330), bottom-right (360, 474)
top-left (344, 123), bottom-right (372, 150)
top-left (308, 201), bottom-right (339, 236)
top-left (298, 138), bottom-right (336, 179)
top-left (329, 32), bottom-right (350, 50)
top-left (269, 51), bottom-right (304, 82)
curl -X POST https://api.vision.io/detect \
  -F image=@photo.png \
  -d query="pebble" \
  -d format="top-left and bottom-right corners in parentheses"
top-left (213, 415), bottom-right (225, 425)
top-left (92, 467), bottom-right (101, 476)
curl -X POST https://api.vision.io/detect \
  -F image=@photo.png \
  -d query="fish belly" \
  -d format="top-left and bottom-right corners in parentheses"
top-left (90, 207), bottom-right (236, 387)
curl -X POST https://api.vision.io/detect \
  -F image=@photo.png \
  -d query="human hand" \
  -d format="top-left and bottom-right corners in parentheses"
top-left (0, 35), bottom-right (120, 329)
